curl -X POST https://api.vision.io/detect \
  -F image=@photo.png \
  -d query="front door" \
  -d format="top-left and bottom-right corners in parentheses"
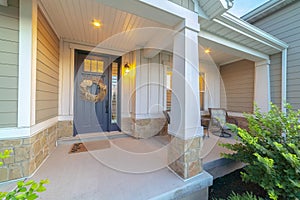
top-left (74, 50), bottom-right (120, 135)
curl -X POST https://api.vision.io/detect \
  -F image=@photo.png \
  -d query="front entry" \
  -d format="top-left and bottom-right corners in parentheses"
top-left (74, 50), bottom-right (120, 135)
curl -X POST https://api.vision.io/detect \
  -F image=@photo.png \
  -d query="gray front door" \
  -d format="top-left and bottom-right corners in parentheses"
top-left (73, 50), bottom-right (120, 135)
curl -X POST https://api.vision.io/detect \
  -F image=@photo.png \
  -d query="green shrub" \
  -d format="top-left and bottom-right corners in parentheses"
top-left (222, 104), bottom-right (300, 200)
top-left (216, 192), bottom-right (264, 200)
top-left (0, 150), bottom-right (49, 200)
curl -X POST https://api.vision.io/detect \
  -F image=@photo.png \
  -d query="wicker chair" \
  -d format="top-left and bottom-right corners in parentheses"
top-left (208, 108), bottom-right (238, 138)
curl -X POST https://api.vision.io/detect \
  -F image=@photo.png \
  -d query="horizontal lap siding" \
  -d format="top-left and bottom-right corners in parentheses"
top-left (0, 0), bottom-right (19, 128)
top-left (36, 9), bottom-right (59, 123)
top-left (253, 1), bottom-right (300, 110)
top-left (220, 60), bottom-right (254, 113)
top-left (269, 53), bottom-right (282, 108)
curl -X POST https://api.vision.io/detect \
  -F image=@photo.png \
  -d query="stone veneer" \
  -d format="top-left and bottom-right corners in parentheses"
top-left (168, 135), bottom-right (203, 179)
top-left (121, 117), bottom-right (168, 139)
top-left (0, 120), bottom-right (73, 182)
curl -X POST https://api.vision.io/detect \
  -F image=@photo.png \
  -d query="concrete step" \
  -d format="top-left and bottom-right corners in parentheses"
top-left (204, 158), bottom-right (245, 179)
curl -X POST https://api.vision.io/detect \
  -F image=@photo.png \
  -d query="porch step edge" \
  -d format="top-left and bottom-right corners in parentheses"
top-left (149, 170), bottom-right (213, 200)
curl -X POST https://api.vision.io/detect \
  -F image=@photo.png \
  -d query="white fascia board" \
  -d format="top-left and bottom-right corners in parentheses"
top-left (139, 0), bottom-right (200, 32)
top-left (219, 13), bottom-right (289, 50)
top-left (199, 31), bottom-right (269, 60)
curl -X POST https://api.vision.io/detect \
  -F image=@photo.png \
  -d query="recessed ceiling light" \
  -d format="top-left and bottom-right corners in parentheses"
top-left (92, 19), bottom-right (102, 28)
top-left (204, 48), bottom-right (211, 54)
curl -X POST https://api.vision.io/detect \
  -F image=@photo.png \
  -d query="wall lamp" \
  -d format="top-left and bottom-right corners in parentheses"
top-left (124, 63), bottom-right (130, 74)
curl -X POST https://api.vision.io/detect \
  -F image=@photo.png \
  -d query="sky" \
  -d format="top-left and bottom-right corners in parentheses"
top-left (228, 0), bottom-right (270, 17)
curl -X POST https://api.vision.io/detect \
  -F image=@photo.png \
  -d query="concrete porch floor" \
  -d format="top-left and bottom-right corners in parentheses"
top-left (0, 131), bottom-right (242, 200)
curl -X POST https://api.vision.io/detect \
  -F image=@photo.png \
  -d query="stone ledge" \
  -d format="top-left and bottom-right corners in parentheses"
top-left (149, 170), bottom-right (213, 200)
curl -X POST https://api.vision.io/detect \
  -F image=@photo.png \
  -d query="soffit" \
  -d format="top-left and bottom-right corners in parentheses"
top-left (39, 0), bottom-right (172, 49)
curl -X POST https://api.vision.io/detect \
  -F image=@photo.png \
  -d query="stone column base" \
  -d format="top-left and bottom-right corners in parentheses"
top-left (168, 135), bottom-right (203, 179)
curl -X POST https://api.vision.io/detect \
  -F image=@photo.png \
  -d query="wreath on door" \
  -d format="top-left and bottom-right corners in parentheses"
top-left (80, 79), bottom-right (107, 102)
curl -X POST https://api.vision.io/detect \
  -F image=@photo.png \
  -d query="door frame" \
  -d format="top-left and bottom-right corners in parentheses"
top-left (73, 49), bottom-right (121, 134)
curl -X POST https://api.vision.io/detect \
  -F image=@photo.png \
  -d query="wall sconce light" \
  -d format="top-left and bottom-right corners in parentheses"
top-left (124, 63), bottom-right (130, 74)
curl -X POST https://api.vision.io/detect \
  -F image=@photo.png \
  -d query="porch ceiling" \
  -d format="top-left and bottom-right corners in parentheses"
top-left (39, 0), bottom-right (172, 50)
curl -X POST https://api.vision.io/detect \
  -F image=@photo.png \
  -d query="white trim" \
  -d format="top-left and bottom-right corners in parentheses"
top-left (219, 58), bottom-right (243, 66)
top-left (0, 117), bottom-right (58, 140)
top-left (281, 49), bottom-right (287, 113)
top-left (0, 128), bottom-right (30, 139)
top-left (58, 116), bottom-right (73, 121)
top-left (219, 13), bottom-right (288, 49)
top-left (58, 39), bottom-right (63, 117)
top-left (67, 40), bottom-right (125, 56)
top-left (18, 0), bottom-right (36, 128)
top-left (31, 0), bottom-right (38, 126)
top-left (30, 117), bottom-right (58, 136)
top-left (70, 48), bottom-right (75, 116)
top-left (199, 31), bottom-right (269, 60)
top-left (168, 127), bottom-right (204, 140)
top-left (139, 0), bottom-right (200, 32)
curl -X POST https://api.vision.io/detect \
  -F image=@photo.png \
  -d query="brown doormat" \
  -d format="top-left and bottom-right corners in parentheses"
top-left (69, 140), bottom-right (110, 154)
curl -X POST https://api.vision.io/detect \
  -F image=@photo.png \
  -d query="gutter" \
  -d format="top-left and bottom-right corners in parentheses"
top-left (281, 49), bottom-right (287, 113)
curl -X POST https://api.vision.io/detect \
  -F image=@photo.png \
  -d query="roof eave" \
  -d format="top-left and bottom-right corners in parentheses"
top-left (218, 12), bottom-right (289, 51)
top-left (242, 0), bottom-right (296, 23)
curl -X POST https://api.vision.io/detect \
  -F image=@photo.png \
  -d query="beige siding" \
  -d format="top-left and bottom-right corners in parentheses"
top-left (252, 1), bottom-right (300, 110)
top-left (220, 60), bottom-right (255, 113)
top-left (269, 53), bottom-right (282, 108)
top-left (0, 0), bottom-right (19, 128)
top-left (36, 9), bottom-right (59, 123)
top-left (168, 0), bottom-right (194, 11)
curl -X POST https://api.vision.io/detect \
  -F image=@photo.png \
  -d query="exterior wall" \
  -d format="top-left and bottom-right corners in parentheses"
top-left (269, 53), bottom-right (282, 108)
top-left (168, 0), bottom-right (195, 11)
top-left (0, 0), bottom-right (19, 128)
top-left (220, 59), bottom-right (255, 113)
top-left (0, 123), bottom-right (58, 182)
top-left (121, 50), bottom-right (171, 138)
top-left (36, 8), bottom-right (59, 123)
top-left (252, 1), bottom-right (300, 110)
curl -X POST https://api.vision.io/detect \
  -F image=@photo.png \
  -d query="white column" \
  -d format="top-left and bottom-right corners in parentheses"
top-left (18, 0), bottom-right (38, 128)
top-left (169, 27), bottom-right (203, 140)
top-left (254, 60), bottom-right (270, 113)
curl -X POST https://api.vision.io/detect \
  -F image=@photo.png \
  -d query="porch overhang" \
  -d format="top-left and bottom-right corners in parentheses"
top-left (199, 12), bottom-right (288, 61)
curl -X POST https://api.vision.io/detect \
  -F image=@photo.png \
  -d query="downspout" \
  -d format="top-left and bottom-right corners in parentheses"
top-left (281, 48), bottom-right (287, 113)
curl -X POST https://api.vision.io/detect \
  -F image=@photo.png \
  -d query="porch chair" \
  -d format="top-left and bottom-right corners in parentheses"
top-left (208, 108), bottom-right (237, 138)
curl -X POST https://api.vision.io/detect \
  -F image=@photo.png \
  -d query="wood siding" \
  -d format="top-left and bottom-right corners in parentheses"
top-left (220, 60), bottom-right (255, 113)
top-left (0, 0), bottom-right (19, 128)
top-left (168, 0), bottom-right (194, 11)
top-left (252, 1), bottom-right (300, 110)
top-left (270, 53), bottom-right (282, 108)
top-left (36, 9), bottom-right (59, 123)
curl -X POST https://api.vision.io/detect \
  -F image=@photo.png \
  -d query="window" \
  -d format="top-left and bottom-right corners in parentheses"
top-left (83, 59), bottom-right (104, 73)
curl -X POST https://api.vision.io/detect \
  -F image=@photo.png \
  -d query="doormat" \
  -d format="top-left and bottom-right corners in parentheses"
top-left (69, 140), bottom-right (110, 154)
